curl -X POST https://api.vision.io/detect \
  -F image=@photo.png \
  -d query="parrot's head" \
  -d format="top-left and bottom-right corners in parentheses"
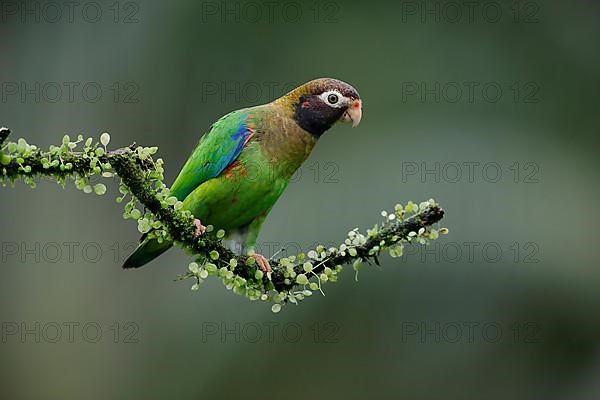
top-left (278, 78), bottom-right (362, 138)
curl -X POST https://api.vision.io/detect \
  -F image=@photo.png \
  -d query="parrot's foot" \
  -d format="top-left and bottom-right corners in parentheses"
top-left (249, 253), bottom-right (271, 273)
top-left (193, 219), bottom-right (206, 238)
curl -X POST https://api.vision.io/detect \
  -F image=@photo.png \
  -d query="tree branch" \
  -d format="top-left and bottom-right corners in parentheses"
top-left (1, 128), bottom-right (447, 312)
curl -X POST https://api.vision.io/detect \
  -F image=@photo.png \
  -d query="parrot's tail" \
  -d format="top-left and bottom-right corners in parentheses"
top-left (122, 235), bottom-right (173, 269)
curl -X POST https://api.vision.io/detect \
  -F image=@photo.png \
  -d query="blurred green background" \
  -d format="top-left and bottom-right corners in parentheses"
top-left (1, 0), bottom-right (600, 399)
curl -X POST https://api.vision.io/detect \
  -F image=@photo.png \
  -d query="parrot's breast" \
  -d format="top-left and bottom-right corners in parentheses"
top-left (180, 142), bottom-right (288, 232)
top-left (254, 104), bottom-right (318, 179)
top-left (181, 105), bottom-right (318, 233)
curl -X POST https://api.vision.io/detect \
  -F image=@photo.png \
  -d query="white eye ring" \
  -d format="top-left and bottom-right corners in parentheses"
top-left (320, 90), bottom-right (347, 108)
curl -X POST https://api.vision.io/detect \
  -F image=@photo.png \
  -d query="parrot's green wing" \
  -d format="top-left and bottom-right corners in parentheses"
top-left (122, 110), bottom-right (255, 269)
top-left (169, 110), bottom-right (255, 201)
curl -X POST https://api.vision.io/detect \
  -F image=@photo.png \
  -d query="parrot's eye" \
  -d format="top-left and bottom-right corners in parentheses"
top-left (319, 90), bottom-right (345, 108)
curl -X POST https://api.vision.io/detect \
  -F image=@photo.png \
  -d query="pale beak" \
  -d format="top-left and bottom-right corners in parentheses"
top-left (340, 99), bottom-right (362, 127)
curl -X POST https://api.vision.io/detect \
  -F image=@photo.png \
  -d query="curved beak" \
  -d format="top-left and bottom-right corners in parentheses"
top-left (340, 99), bottom-right (362, 127)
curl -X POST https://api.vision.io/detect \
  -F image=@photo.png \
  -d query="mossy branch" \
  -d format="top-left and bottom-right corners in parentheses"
top-left (1, 127), bottom-right (447, 312)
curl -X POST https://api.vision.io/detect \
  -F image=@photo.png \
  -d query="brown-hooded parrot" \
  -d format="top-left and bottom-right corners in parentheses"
top-left (123, 78), bottom-right (362, 272)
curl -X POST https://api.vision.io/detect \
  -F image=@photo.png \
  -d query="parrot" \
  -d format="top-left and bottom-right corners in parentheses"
top-left (123, 78), bottom-right (362, 272)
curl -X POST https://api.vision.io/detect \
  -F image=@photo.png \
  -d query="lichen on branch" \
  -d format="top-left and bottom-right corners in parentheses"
top-left (1, 127), bottom-right (447, 313)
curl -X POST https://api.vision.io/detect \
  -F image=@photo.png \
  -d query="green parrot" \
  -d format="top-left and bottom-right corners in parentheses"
top-left (123, 78), bottom-right (362, 272)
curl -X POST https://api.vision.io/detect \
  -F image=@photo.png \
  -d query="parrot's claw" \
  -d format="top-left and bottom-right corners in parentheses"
top-left (193, 219), bottom-right (206, 238)
top-left (249, 253), bottom-right (271, 273)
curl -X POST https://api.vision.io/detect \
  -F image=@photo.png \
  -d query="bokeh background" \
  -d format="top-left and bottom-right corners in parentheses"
top-left (1, 0), bottom-right (600, 399)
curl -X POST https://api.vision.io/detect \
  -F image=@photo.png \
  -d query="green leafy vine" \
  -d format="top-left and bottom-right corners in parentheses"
top-left (1, 127), bottom-right (447, 312)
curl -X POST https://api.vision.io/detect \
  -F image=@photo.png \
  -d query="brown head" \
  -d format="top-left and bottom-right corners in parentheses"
top-left (273, 78), bottom-right (362, 138)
